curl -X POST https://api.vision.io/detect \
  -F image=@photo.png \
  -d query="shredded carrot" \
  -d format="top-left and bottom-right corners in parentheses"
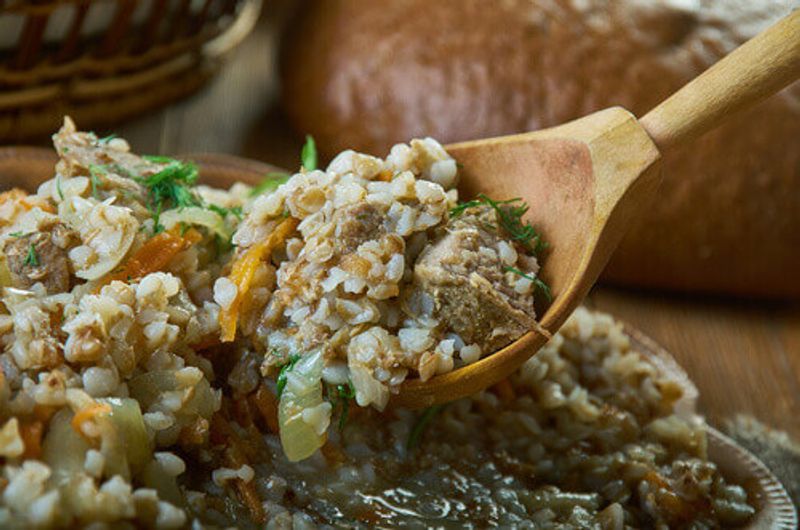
top-left (644, 470), bottom-right (670, 489)
top-left (251, 383), bottom-right (279, 433)
top-left (190, 334), bottom-right (221, 351)
top-left (0, 188), bottom-right (55, 213)
top-left (33, 404), bottom-right (57, 423)
top-left (492, 378), bottom-right (516, 404)
top-left (71, 403), bottom-right (111, 442)
top-left (219, 217), bottom-right (298, 342)
top-left (21, 198), bottom-right (55, 213)
top-left (0, 189), bottom-right (27, 206)
top-left (102, 227), bottom-right (201, 287)
top-left (19, 420), bottom-right (44, 460)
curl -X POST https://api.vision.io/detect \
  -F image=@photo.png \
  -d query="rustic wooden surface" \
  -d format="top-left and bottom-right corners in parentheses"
top-left (22, 11), bottom-right (800, 440)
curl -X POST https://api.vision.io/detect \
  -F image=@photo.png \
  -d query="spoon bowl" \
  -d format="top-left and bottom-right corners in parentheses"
top-left (395, 108), bottom-right (662, 407)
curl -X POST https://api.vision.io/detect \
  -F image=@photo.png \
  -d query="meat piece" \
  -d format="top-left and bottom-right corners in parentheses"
top-left (413, 206), bottom-right (541, 354)
top-left (333, 202), bottom-right (386, 255)
top-left (5, 224), bottom-right (78, 293)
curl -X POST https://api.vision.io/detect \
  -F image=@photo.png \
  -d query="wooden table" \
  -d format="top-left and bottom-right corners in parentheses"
top-left (32, 12), bottom-right (800, 440)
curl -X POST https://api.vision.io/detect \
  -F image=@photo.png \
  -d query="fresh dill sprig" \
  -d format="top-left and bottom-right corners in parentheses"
top-left (56, 174), bottom-right (65, 200)
top-left (207, 204), bottom-right (244, 221)
top-left (142, 155), bottom-right (174, 164)
top-left (329, 381), bottom-right (356, 431)
top-left (249, 172), bottom-right (291, 197)
top-left (89, 164), bottom-right (106, 199)
top-left (276, 354), bottom-right (302, 397)
top-left (448, 199), bottom-right (483, 218)
top-left (504, 266), bottom-right (552, 302)
top-left (24, 244), bottom-right (39, 267)
top-left (450, 194), bottom-right (552, 301)
top-left (135, 157), bottom-right (202, 233)
top-left (449, 194), bottom-right (547, 256)
top-left (407, 404), bottom-right (445, 450)
top-left (301, 135), bottom-right (317, 172)
top-left (481, 194), bottom-right (546, 255)
top-left (8, 231), bottom-right (24, 238)
top-left (138, 156), bottom-right (247, 233)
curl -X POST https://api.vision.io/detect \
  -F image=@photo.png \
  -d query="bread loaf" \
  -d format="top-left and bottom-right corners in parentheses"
top-left (280, 0), bottom-right (800, 297)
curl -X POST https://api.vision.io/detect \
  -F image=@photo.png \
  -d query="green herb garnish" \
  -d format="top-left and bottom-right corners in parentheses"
top-left (450, 194), bottom-right (552, 300)
top-left (89, 164), bottom-right (106, 198)
top-left (8, 231), bottom-right (24, 238)
top-left (276, 354), bottom-right (302, 397)
top-left (407, 404), bottom-right (445, 450)
top-left (451, 194), bottom-right (546, 256)
top-left (142, 155), bottom-right (175, 164)
top-left (135, 157), bottom-right (202, 233)
top-left (24, 244), bottom-right (39, 267)
top-left (212, 233), bottom-right (233, 257)
top-left (504, 266), bottom-right (552, 302)
top-left (301, 135), bottom-right (317, 172)
top-left (98, 134), bottom-right (117, 145)
top-left (229, 205), bottom-right (243, 219)
top-left (328, 381), bottom-right (356, 431)
top-left (448, 199), bottom-right (483, 218)
top-left (207, 204), bottom-right (244, 221)
top-left (56, 174), bottom-right (64, 200)
top-left (249, 172), bottom-right (291, 197)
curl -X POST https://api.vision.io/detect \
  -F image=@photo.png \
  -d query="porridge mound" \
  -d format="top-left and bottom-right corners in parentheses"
top-left (0, 122), bottom-right (755, 529)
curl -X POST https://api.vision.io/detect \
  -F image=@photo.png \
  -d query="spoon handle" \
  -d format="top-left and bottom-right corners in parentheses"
top-left (640, 9), bottom-right (800, 151)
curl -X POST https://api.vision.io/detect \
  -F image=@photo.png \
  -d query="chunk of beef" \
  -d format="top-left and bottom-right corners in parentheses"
top-left (333, 202), bottom-right (386, 255)
top-left (5, 223), bottom-right (78, 293)
top-left (413, 207), bottom-right (541, 354)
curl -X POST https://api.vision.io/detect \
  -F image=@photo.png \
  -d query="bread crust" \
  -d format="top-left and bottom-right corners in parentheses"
top-left (280, 0), bottom-right (800, 297)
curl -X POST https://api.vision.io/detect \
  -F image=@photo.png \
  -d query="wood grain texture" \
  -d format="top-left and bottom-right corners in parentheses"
top-left (16, 6), bottom-right (800, 438)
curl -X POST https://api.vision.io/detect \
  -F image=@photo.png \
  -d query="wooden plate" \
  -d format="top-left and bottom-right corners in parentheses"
top-left (0, 147), bottom-right (796, 529)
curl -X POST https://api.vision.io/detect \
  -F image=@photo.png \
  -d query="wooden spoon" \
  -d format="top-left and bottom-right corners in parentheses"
top-left (390, 9), bottom-right (800, 408)
top-left (0, 13), bottom-right (796, 413)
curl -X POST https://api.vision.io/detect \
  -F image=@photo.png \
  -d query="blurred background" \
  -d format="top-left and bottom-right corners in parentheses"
top-left (1, 0), bottom-right (798, 499)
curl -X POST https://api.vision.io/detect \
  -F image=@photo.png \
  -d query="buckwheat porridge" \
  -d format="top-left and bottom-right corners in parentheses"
top-left (0, 121), bottom-right (755, 528)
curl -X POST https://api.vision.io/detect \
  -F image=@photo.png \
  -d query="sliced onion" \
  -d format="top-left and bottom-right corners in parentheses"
top-left (159, 207), bottom-right (231, 240)
top-left (41, 409), bottom-right (90, 485)
top-left (278, 349), bottom-right (332, 462)
top-left (100, 397), bottom-right (151, 476)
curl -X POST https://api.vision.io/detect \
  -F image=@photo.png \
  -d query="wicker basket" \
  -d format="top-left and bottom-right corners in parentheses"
top-left (0, 0), bottom-right (262, 141)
